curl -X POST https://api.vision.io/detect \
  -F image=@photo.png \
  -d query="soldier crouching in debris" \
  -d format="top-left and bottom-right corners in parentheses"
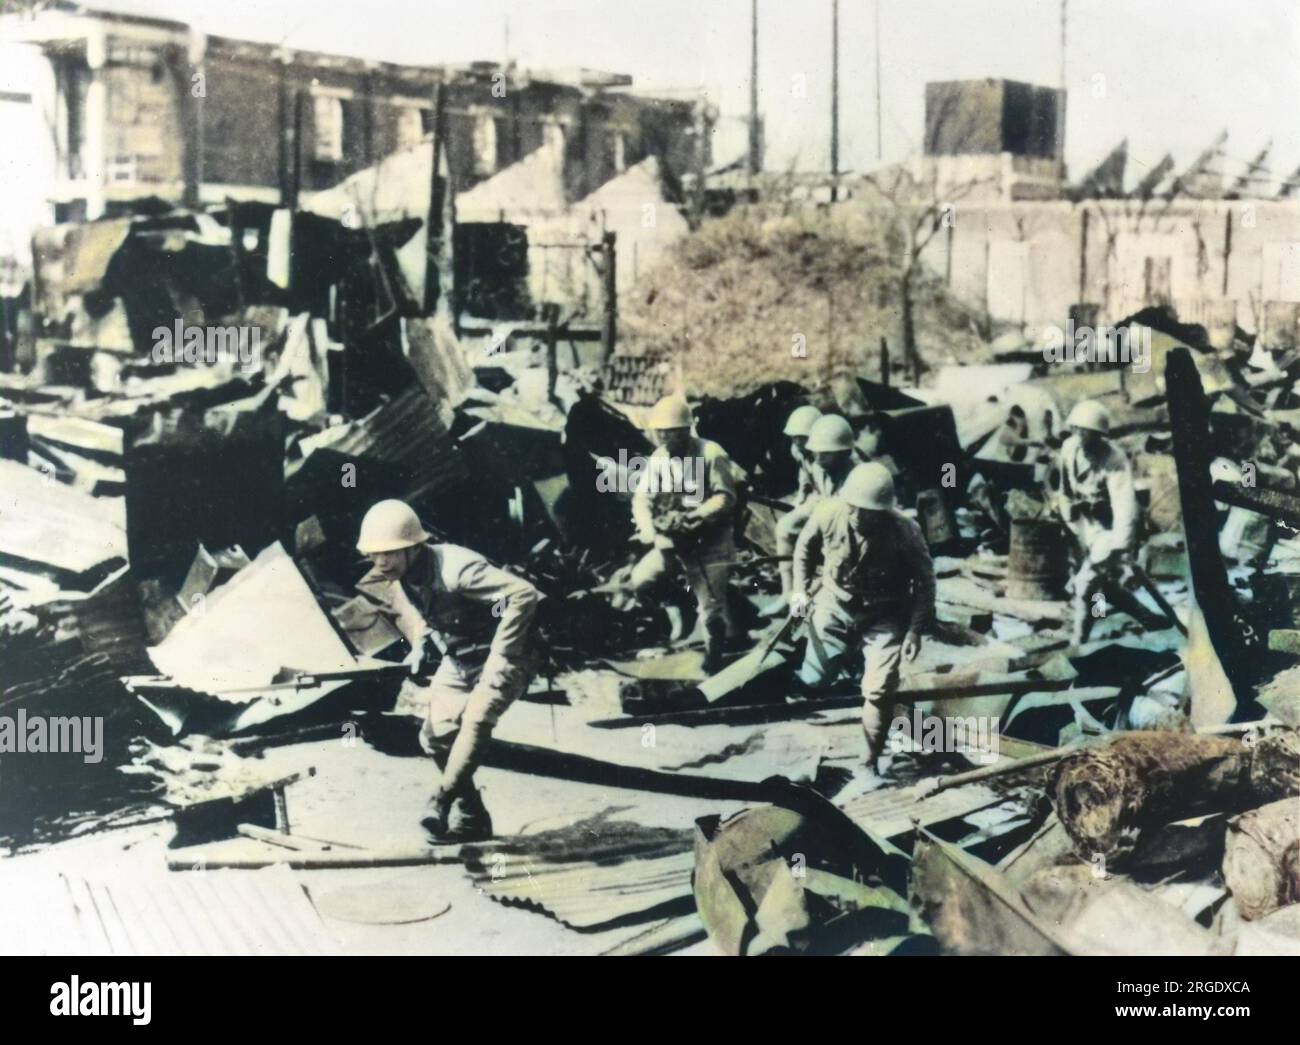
top-left (1055, 400), bottom-right (1160, 645)
top-left (791, 463), bottom-right (935, 789)
top-left (629, 395), bottom-right (739, 673)
top-left (354, 499), bottom-right (540, 843)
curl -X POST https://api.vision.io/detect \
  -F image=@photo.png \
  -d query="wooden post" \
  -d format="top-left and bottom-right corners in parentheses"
top-left (600, 230), bottom-right (617, 362)
top-left (545, 303), bottom-right (560, 407)
top-left (880, 336), bottom-right (889, 386)
top-left (363, 71), bottom-right (375, 167)
top-left (226, 196), bottom-right (245, 312)
top-left (1078, 206), bottom-right (1089, 302)
top-left (277, 64), bottom-right (292, 206)
top-left (1165, 347), bottom-right (1253, 698)
top-left (1222, 209), bottom-right (1233, 298)
top-left (288, 89), bottom-right (304, 211)
top-left (830, 0), bottom-right (839, 201)
top-left (177, 39), bottom-right (203, 210)
top-left (424, 81), bottom-right (452, 318)
top-left (691, 100), bottom-right (707, 228)
top-left (748, 0), bottom-right (761, 176)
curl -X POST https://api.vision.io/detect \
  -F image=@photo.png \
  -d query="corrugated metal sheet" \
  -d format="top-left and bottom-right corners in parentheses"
top-left (473, 850), bottom-right (695, 931)
top-left (840, 782), bottom-right (1003, 839)
top-left (0, 863), bottom-right (339, 955)
top-left (326, 386), bottom-right (465, 493)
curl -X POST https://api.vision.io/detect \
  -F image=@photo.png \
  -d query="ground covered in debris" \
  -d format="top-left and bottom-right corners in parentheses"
top-left (3, 194), bottom-right (1300, 956)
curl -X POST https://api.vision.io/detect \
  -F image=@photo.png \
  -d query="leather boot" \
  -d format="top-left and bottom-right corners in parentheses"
top-left (447, 785), bottom-right (493, 842)
top-left (702, 618), bottom-right (728, 674)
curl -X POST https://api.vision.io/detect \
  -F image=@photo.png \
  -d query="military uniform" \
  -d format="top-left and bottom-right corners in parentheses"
top-left (630, 437), bottom-right (738, 655)
top-left (792, 498), bottom-right (935, 759)
top-left (1055, 432), bottom-right (1139, 641)
top-left (773, 450), bottom-right (864, 584)
top-left (791, 441), bottom-right (819, 507)
top-left (357, 542), bottom-right (540, 804)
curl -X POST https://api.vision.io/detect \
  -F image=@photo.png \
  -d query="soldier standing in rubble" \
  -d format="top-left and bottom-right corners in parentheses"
top-left (766, 412), bottom-right (867, 615)
top-left (791, 463), bottom-right (935, 788)
top-left (1055, 400), bottom-right (1156, 645)
top-left (763, 404), bottom-right (820, 612)
top-left (354, 499), bottom-right (540, 843)
top-left (784, 404), bottom-right (823, 508)
top-left (629, 395), bottom-right (739, 672)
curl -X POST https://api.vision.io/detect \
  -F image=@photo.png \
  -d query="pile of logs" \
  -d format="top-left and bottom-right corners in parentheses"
top-left (1050, 730), bottom-right (1299, 867)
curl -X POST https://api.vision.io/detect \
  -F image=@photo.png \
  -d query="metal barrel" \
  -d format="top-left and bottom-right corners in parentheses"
top-left (1006, 518), bottom-right (1071, 600)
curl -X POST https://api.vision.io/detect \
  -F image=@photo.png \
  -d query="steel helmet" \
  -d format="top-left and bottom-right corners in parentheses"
top-left (783, 404), bottom-right (822, 437)
top-left (356, 499), bottom-right (429, 554)
top-left (647, 395), bottom-right (693, 431)
top-left (841, 462), bottom-right (896, 511)
top-left (806, 414), bottom-right (854, 453)
top-left (1066, 400), bottom-right (1111, 435)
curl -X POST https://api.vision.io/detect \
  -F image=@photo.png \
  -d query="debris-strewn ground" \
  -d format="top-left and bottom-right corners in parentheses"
top-left (3, 187), bottom-right (1300, 956)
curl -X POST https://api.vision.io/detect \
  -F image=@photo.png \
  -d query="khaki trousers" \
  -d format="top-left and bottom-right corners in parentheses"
top-left (797, 596), bottom-right (906, 761)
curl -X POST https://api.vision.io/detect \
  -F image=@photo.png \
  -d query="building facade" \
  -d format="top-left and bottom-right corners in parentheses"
top-left (0, 3), bottom-right (706, 245)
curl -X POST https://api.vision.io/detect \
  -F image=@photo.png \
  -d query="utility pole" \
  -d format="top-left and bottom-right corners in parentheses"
top-left (748, 0), bottom-right (761, 176)
top-left (1057, 0), bottom-right (1068, 172)
top-left (830, 0), bottom-right (839, 200)
top-left (874, 0), bottom-right (882, 162)
top-left (1059, 0), bottom-right (1067, 92)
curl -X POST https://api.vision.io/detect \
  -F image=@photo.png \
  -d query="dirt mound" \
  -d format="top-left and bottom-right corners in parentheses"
top-left (618, 204), bottom-right (990, 399)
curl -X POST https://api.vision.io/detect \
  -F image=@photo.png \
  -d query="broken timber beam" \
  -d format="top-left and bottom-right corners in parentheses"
top-left (1165, 347), bottom-right (1255, 697)
top-left (480, 740), bottom-right (782, 803)
top-left (928, 744), bottom-right (1078, 795)
top-left (169, 846), bottom-right (460, 870)
top-left (590, 677), bottom-right (1080, 729)
top-left (1212, 479), bottom-right (1300, 529)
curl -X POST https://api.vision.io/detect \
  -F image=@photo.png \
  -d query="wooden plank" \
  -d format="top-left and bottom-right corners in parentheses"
top-left (25, 414), bottom-right (124, 456)
top-left (236, 822), bottom-right (361, 852)
top-left (167, 844), bottom-right (462, 871)
top-left (590, 678), bottom-right (1076, 729)
top-left (841, 782), bottom-right (1004, 839)
top-left (938, 576), bottom-right (1068, 624)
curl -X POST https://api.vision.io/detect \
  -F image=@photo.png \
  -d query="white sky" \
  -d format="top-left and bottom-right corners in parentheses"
top-left (42, 0), bottom-right (1300, 188)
